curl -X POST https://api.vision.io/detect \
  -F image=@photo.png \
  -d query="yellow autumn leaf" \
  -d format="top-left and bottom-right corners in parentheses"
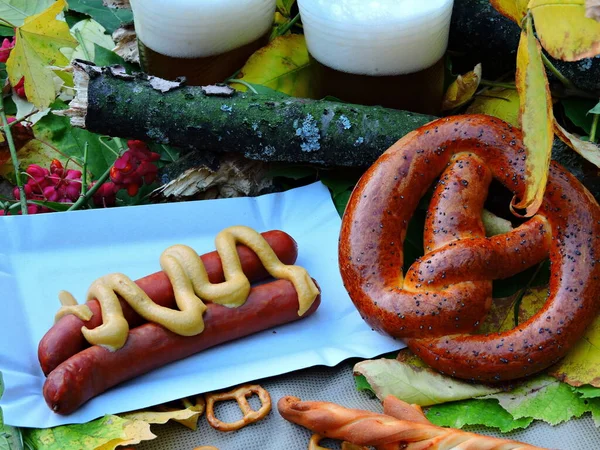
top-left (95, 420), bottom-right (156, 450)
top-left (529, 0), bottom-right (600, 61)
top-left (549, 314), bottom-right (600, 387)
top-left (554, 120), bottom-right (600, 168)
top-left (441, 63), bottom-right (482, 111)
top-left (490, 0), bottom-right (530, 24)
top-left (478, 287), bottom-right (549, 334)
top-left (121, 395), bottom-right (206, 431)
top-left (513, 14), bottom-right (553, 217)
top-left (232, 34), bottom-right (315, 98)
top-left (466, 88), bottom-right (521, 127)
top-left (6, 0), bottom-right (77, 109)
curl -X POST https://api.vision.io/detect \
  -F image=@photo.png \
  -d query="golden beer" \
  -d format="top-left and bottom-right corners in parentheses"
top-left (298, 0), bottom-right (454, 114)
top-left (130, 0), bottom-right (276, 85)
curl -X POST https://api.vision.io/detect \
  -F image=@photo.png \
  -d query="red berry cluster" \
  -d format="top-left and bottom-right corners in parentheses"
top-left (3, 159), bottom-right (82, 215)
top-left (110, 140), bottom-right (160, 196)
top-left (0, 37), bottom-right (26, 99)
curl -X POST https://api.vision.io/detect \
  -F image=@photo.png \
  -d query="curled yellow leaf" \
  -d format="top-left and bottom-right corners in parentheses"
top-left (490, 0), bottom-right (530, 23)
top-left (513, 14), bottom-right (554, 217)
top-left (441, 63), bottom-right (482, 111)
top-left (554, 120), bottom-right (600, 168)
top-left (530, 0), bottom-right (600, 61)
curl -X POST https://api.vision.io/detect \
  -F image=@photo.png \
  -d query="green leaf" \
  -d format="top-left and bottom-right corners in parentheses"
top-left (65, 18), bottom-right (114, 62)
top-left (0, 0), bottom-right (53, 27)
top-left (277, 0), bottom-right (296, 17)
top-left (486, 376), bottom-right (589, 425)
top-left (354, 374), bottom-right (375, 394)
top-left (27, 100), bottom-right (118, 178)
top-left (590, 102), bottom-right (600, 115)
top-left (574, 385), bottom-right (600, 398)
top-left (426, 399), bottom-right (534, 433)
top-left (0, 25), bottom-right (13, 36)
top-left (333, 190), bottom-right (351, 217)
top-left (93, 44), bottom-right (139, 73)
top-left (67, 0), bottom-right (133, 34)
top-left (562, 97), bottom-right (598, 134)
top-left (354, 358), bottom-right (502, 407)
top-left (22, 415), bottom-right (155, 450)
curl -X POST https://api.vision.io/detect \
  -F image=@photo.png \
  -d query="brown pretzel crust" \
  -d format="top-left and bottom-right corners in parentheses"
top-left (339, 115), bottom-right (600, 381)
top-left (278, 396), bottom-right (546, 450)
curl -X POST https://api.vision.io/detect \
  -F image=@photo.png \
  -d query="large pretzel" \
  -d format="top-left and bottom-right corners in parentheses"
top-left (339, 115), bottom-right (600, 382)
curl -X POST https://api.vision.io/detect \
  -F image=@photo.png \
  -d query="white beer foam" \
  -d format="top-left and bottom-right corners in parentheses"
top-left (298, 0), bottom-right (454, 76)
top-left (130, 0), bottom-right (276, 58)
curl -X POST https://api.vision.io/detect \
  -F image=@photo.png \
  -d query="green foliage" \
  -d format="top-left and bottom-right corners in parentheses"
top-left (67, 0), bottom-right (133, 34)
top-left (0, 0), bottom-right (53, 27)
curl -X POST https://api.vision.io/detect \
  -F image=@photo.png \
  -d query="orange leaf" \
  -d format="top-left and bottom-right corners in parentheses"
top-left (513, 14), bottom-right (554, 217)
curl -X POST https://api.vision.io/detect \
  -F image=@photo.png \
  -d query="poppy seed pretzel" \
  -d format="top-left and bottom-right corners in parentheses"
top-left (339, 115), bottom-right (600, 381)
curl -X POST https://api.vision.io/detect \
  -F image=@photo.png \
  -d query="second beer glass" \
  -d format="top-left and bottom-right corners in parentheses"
top-left (298, 0), bottom-right (454, 114)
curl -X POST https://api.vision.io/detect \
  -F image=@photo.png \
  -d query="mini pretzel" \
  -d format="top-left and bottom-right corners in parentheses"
top-left (205, 384), bottom-right (271, 431)
top-left (339, 115), bottom-right (600, 382)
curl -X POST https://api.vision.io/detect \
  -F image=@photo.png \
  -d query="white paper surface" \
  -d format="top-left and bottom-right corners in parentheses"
top-left (0, 182), bottom-right (403, 428)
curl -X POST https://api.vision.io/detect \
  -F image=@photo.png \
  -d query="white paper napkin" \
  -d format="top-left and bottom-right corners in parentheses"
top-left (0, 182), bottom-right (403, 428)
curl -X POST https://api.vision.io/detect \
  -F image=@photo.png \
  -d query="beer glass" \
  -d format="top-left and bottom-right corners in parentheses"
top-left (298, 0), bottom-right (454, 114)
top-left (130, 0), bottom-right (276, 85)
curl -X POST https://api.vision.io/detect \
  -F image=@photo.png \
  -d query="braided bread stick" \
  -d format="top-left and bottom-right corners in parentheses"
top-left (278, 396), bottom-right (547, 450)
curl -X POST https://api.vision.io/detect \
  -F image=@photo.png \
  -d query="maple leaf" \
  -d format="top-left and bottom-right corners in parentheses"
top-left (6, 0), bottom-right (77, 109)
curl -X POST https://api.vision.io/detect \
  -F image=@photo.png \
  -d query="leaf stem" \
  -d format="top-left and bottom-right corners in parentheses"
top-left (73, 29), bottom-right (92, 62)
top-left (591, 114), bottom-right (599, 144)
top-left (541, 53), bottom-right (574, 90)
top-left (480, 80), bottom-right (517, 90)
top-left (0, 17), bottom-right (16, 28)
top-left (0, 101), bottom-right (27, 214)
top-left (226, 79), bottom-right (259, 94)
top-left (81, 141), bottom-right (88, 196)
top-left (67, 164), bottom-right (111, 212)
top-left (277, 13), bottom-right (301, 36)
top-left (9, 109), bottom-right (39, 127)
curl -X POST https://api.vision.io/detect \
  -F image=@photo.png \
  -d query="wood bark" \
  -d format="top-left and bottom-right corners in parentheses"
top-left (62, 62), bottom-right (600, 199)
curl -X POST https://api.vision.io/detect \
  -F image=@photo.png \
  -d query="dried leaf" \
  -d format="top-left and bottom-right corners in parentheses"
top-left (466, 88), bottom-right (521, 127)
top-left (530, 0), bottom-right (600, 61)
top-left (490, 0), bottom-right (530, 23)
top-left (121, 396), bottom-right (205, 430)
top-left (112, 23), bottom-right (138, 64)
top-left (353, 358), bottom-right (501, 407)
top-left (513, 14), bottom-right (553, 217)
top-left (234, 34), bottom-right (315, 98)
top-left (588, 0), bottom-right (600, 20)
top-left (549, 315), bottom-right (600, 387)
top-left (6, 0), bottom-right (78, 109)
top-left (554, 120), bottom-right (600, 168)
top-left (441, 63), bottom-right (482, 111)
